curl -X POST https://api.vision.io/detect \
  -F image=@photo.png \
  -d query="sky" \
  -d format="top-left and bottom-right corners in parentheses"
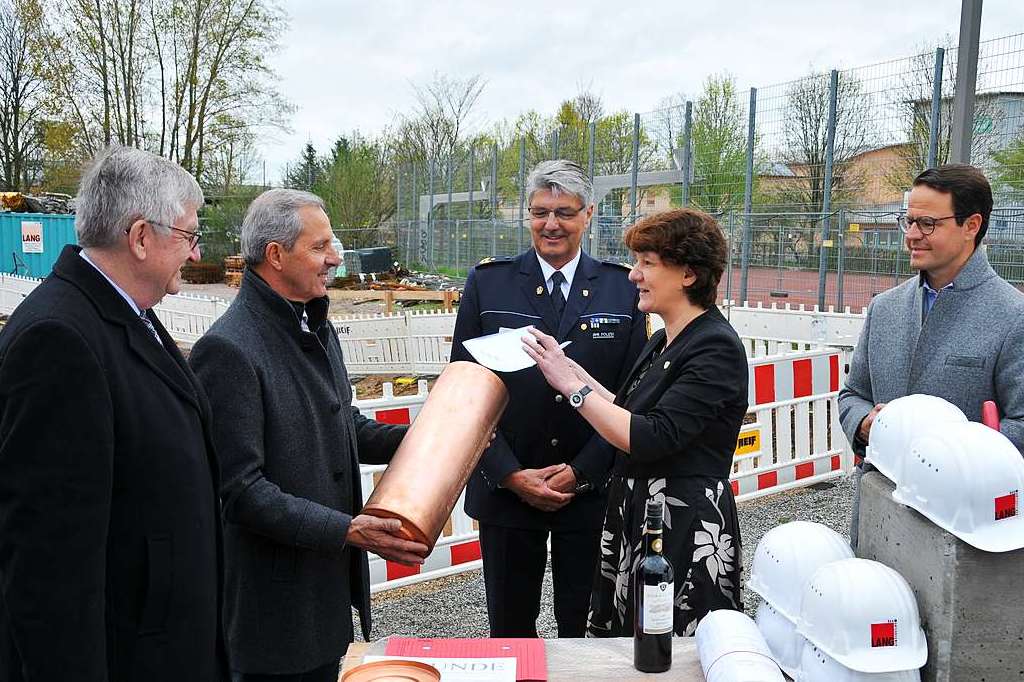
top-left (256, 0), bottom-right (1024, 181)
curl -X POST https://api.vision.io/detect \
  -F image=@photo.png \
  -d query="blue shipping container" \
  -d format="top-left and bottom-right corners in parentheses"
top-left (0, 212), bottom-right (77, 278)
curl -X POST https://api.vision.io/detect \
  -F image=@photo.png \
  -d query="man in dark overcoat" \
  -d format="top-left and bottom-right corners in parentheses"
top-left (0, 146), bottom-right (228, 681)
top-left (451, 159), bottom-right (647, 638)
top-left (190, 189), bottom-right (427, 682)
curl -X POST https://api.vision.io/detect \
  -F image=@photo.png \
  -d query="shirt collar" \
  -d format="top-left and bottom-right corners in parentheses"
top-left (918, 271), bottom-right (955, 295)
top-left (536, 248), bottom-right (582, 289)
top-left (79, 249), bottom-right (144, 316)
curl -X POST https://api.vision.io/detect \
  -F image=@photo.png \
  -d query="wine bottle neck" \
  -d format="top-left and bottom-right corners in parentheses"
top-left (644, 520), bottom-right (664, 555)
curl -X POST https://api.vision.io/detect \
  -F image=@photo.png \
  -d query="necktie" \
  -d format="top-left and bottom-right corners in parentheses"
top-left (139, 310), bottom-right (163, 346)
top-left (550, 270), bottom-right (566, 320)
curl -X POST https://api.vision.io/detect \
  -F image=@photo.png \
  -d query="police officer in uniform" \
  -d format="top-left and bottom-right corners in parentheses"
top-left (451, 159), bottom-right (647, 638)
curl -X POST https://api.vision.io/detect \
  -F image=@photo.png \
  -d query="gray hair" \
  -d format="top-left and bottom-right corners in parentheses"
top-left (75, 146), bottom-right (204, 248)
top-left (241, 188), bottom-right (327, 267)
top-left (525, 159), bottom-right (593, 207)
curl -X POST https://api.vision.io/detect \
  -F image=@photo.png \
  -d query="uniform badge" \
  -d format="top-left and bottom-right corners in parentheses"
top-left (536, 286), bottom-right (544, 295)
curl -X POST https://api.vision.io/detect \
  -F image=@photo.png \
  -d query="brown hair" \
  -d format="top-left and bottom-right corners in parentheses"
top-left (623, 208), bottom-right (728, 309)
top-left (913, 164), bottom-right (992, 249)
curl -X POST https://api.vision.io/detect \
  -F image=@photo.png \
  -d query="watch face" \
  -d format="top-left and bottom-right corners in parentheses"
top-left (569, 393), bottom-right (583, 407)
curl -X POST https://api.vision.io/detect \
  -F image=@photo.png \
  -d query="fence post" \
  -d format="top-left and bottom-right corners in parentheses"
top-left (467, 144), bottom-right (475, 223)
top-left (950, 0), bottom-right (982, 164)
top-left (410, 164), bottom-right (418, 265)
top-left (427, 160), bottom-right (435, 267)
top-left (837, 208), bottom-right (846, 310)
top-left (491, 144), bottom-right (498, 257)
top-left (588, 120), bottom-right (597, 257)
top-left (446, 159), bottom-right (454, 269)
top-left (928, 47), bottom-right (945, 169)
top-left (725, 213), bottom-right (735, 304)
top-left (630, 113), bottom-right (640, 227)
top-left (551, 129), bottom-right (559, 159)
top-left (818, 69), bottom-right (839, 311)
top-left (682, 101), bottom-right (693, 207)
top-left (518, 137), bottom-right (526, 251)
top-left (455, 218), bottom-right (460, 272)
top-left (739, 87), bottom-right (757, 304)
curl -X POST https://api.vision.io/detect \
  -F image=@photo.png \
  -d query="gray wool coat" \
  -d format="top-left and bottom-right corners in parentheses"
top-left (838, 247), bottom-right (1024, 454)
top-left (190, 269), bottom-right (406, 675)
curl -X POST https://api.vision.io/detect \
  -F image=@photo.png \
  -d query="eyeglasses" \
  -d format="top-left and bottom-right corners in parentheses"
top-left (528, 206), bottom-right (584, 221)
top-left (125, 219), bottom-right (202, 248)
top-left (896, 213), bottom-right (960, 236)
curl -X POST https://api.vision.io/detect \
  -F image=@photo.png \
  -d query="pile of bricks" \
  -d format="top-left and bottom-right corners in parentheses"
top-left (223, 255), bottom-right (244, 287)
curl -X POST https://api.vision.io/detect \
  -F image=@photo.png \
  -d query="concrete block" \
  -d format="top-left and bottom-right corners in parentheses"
top-left (856, 471), bottom-right (1024, 682)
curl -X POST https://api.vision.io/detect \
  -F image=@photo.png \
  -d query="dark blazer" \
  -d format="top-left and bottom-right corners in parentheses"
top-left (189, 269), bottom-right (406, 675)
top-left (451, 249), bottom-right (646, 530)
top-left (614, 306), bottom-right (748, 480)
top-left (0, 245), bottom-right (227, 682)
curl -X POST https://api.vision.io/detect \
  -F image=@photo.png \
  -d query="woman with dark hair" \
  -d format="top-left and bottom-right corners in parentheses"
top-left (523, 208), bottom-right (748, 636)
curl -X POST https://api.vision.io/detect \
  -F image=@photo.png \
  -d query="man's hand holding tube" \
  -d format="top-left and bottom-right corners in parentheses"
top-left (346, 515), bottom-right (429, 565)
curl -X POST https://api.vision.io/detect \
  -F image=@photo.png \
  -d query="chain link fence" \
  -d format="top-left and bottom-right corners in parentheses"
top-left (380, 33), bottom-right (1024, 309)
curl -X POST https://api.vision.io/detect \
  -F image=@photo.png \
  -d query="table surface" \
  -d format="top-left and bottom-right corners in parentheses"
top-left (341, 638), bottom-right (706, 681)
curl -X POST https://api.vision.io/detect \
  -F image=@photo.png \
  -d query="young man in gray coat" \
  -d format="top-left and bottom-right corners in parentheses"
top-left (839, 164), bottom-right (1024, 549)
top-left (190, 189), bottom-right (427, 682)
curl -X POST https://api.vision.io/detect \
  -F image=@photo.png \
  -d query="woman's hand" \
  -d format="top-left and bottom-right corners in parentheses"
top-left (522, 327), bottom-right (583, 397)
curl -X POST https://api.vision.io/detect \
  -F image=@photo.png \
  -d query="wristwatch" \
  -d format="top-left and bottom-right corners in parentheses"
top-left (568, 385), bottom-right (593, 409)
top-left (569, 464), bottom-right (593, 493)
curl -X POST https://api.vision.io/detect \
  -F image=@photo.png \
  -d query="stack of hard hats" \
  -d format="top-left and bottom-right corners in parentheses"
top-left (894, 421), bottom-right (1024, 552)
top-left (794, 558), bottom-right (926, 680)
top-left (747, 522), bottom-right (854, 677)
top-left (748, 522), bottom-right (927, 680)
top-left (695, 609), bottom-right (784, 682)
top-left (865, 394), bottom-right (967, 482)
top-left (867, 395), bottom-right (1024, 553)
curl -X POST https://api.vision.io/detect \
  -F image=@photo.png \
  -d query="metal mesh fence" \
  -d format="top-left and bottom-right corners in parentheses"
top-left (377, 33), bottom-right (1024, 309)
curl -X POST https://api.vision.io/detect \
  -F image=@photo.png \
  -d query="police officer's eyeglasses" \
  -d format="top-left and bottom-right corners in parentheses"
top-left (528, 206), bottom-right (584, 221)
top-left (896, 213), bottom-right (961, 236)
top-left (125, 219), bottom-right (202, 248)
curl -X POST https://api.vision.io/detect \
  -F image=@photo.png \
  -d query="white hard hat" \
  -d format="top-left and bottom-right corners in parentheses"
top-left (755, 599), bottom-right (803, 678)
top-left (866, 394), bottom-right (966, 483)
top-left (696, 609), bottom-right (785, 682)
top-left (796, 558), bottom-right (927, 673)
top-left (797, 641), bottom-right (921, 682)
top-left (747, 521), bottom-right (854, 622)
top-left (893, 421), bottom-right (1024, 552)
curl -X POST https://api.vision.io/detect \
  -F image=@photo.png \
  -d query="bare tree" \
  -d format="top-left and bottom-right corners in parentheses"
top-left (0, 0), bottom-right (48, 189)
top-left (781, 69), bottom-right (874, 212)
top-left (395, 73), bottom-right (485, 164)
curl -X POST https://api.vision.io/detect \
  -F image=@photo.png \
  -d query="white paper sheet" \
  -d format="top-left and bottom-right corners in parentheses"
top-left (363, 655), bottom-right (516, 682)
top-left (462, 325), bottom-right (570, 373)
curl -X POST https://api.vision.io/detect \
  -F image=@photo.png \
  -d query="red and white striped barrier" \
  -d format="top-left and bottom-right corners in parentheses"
top-left (748, 349), bottom-right (841, 407)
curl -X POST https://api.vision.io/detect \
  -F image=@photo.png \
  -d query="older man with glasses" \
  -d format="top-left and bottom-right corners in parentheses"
top-left (451, 159), bottom-right (647, 638)
top-left (839, 163), bottom-right (1024, 550)
top-left (0, 146), bottom-right (228, 681)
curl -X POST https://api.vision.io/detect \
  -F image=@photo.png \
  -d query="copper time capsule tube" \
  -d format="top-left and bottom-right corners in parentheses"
top-left (361, 361), bottom-right (508, 550)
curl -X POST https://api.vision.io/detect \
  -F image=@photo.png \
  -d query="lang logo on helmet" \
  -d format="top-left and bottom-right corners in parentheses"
top-left (870, 620), bottom-right (897, 648)
top-left (995, 491), bottom-right (1019, 521)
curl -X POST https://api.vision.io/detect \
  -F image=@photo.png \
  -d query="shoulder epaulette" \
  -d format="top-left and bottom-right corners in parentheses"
top-left (602, 258), bottom-right (632, 271)
top-left (477, 256), bottom-right (514, 267)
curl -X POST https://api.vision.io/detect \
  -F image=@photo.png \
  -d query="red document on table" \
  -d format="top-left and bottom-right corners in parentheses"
top-left (385, 637), bottom-right (547, 681)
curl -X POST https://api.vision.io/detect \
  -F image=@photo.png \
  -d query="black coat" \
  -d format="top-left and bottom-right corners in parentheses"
top-left (614, 306), bottom-right (749, 480)
top-left (189, 269), bottom-right (406, 675)
top-left (450, 249), bottom-right (646, 530)
top-left (0, 245), bottom-right (227, 682)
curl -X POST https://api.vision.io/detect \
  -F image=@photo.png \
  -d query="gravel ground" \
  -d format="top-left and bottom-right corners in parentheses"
top-left (363, 474), bottom-right (855, 641)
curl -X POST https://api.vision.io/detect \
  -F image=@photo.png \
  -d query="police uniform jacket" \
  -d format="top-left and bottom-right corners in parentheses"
top-left (451, 249), bottom-right (646, 530)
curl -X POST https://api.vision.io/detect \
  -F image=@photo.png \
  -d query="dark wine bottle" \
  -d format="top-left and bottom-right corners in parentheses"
top-left (633, 499), bottom-right (674, 673)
